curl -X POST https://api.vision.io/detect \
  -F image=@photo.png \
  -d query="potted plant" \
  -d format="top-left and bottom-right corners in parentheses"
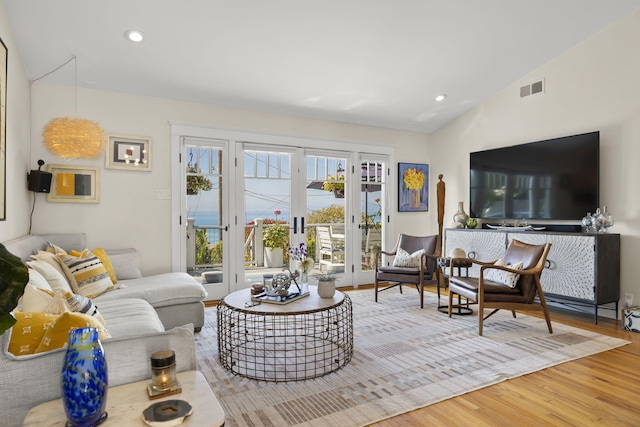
top-left (316, 273), bottom-right (336, 298)
top-left (0, 243), bottom-right (29, 335)
top-left (322, 175), bottom-right (345, 198)
top-left (263, 223), bottom-right (288, 267)
top-left (186, 163), bottom-right (213, 195)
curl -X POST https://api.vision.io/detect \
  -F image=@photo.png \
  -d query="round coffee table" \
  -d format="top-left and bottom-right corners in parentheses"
top-left (217, 286), bottom-right (353, 381)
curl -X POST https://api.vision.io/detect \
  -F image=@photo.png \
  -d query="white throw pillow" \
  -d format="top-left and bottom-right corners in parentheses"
top-left (26, 259), bottom-right (73, 294)
top-left (392, 247), bottom-right (425, 268)
top-left (26, 268), bottom-right (53, 292)
top-left (29, 250), bottom-right (67, 279)
top-left (484, 258), bottom-right (524, 288)
top-left (17, 283), bottom-right (55, 312)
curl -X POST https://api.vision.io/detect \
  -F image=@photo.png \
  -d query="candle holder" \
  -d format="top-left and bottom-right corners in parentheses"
top-left (147, 350), bottom-right (182, 400)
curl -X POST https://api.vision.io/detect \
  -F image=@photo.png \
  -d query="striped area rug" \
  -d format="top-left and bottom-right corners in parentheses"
top-left (195, 290), bottom-right (628, 427)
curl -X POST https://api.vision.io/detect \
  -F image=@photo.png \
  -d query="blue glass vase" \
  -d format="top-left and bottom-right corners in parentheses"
top-left (61, 327), bottom-right (108, 427)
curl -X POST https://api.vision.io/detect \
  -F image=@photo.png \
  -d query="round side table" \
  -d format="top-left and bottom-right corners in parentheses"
top-left (437, 258), bottom-right (473, 315)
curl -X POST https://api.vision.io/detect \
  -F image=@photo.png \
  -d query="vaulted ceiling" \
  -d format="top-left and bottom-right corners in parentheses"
top-left (4, 0), bottom-right (640, 134)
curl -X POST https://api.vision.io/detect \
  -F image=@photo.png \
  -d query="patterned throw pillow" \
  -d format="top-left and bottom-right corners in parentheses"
top-left (7, 312), bottom-right (58, 355)
top-left (61, 291), bottom-right (106, 326)
top-left (70, 248), bottom-right (118, 284)
top-left (35, 312), bottom-right (111, 354)
top-left (484, 259), bottom-right (524, 288)
top-left (392, 247), bottom-right (425, 268)
top-left (58, 250), bottom-right (115, 298)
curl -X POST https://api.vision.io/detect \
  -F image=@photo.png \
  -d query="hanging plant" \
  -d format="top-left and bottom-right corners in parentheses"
top-left (322, 175), bottom-right (345, 198)
top-left (186, 157), bottom-right (213, 195)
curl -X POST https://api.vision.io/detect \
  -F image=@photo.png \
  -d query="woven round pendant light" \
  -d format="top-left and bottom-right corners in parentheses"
top-left (42, 117), bottom-right (106, 159)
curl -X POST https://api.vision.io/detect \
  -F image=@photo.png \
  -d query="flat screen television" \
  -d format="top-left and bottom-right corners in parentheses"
top-left (469, 131), bottom-right (599, 220)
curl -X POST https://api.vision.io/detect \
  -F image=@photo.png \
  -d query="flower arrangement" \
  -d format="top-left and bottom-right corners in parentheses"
top-left (403, 168), bottom-right (425, 190)
top-left (289, 242), bottom-right (314, 273)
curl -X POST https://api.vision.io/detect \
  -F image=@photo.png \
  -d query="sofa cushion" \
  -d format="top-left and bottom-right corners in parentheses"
top-left (105, 248), bottom-right (142, 280)
top-left (93, 273), bottom-right (207, 308)
top-left (97, 298), bottom-right (165, 336)
top-left (58, 250), bottom-right (115, 298)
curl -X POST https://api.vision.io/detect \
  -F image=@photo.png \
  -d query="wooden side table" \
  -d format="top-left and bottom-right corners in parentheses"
top-left (437, 258), bottom-right (473, 315)
top-left (23, 371), bottom-right (224, 426)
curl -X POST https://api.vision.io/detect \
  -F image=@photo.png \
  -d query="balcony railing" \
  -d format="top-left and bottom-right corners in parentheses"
top-left (186, 218), bottom-right (381, 275)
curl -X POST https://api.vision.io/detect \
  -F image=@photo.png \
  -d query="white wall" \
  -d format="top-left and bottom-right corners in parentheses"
top-left (431, 9), bottom-right (640, 312)
top-left (29, 84), bottom-right (430, 275)
top-left (0, 4), bottom-right (33, 241)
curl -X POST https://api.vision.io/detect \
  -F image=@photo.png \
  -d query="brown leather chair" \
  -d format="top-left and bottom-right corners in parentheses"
top-left (374, 234), bottom-right (439, 308)
top-left (448, 239), bottom-right (552, 336)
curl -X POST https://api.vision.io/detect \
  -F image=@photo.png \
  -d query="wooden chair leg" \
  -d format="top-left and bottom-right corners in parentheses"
top-left (448, 289), bottom-right (454, 318)
top-left (419, 283), bottom-right (424, 308)
top-left (478, 299), bottom-right (484, 336)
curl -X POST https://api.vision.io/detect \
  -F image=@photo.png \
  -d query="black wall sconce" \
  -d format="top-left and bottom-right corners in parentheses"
top-left (27, 160), bottom-right (52, 193)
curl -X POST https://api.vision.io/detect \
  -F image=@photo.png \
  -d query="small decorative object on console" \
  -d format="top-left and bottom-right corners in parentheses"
top-left (453, 201), bottom-right (469, 227)
top-left (148, 350), bottom-right (182, 400)
top-left (142, 399), bottom-right (193, 427)
top-left (583, 206), bottom-right (614, 233)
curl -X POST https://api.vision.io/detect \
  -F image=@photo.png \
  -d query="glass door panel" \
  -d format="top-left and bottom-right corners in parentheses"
top-left (184, 142), bottom-right (229, 300)
top-left (356, 158), bottom-right (387, 284)
top-left (305, 155), bottom-right (349, 277)
top-left (242, 148), bottom-right (293, 285)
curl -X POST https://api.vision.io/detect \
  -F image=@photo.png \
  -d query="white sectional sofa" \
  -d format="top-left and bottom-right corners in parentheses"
top-left (3, 233), bottom-right (207, 331)
top-left (0, 233), bottom-right (208, 426)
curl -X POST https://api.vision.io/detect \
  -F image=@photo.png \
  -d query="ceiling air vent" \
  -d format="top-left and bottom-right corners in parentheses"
top-left (520, 78), bottom-right (545, 98)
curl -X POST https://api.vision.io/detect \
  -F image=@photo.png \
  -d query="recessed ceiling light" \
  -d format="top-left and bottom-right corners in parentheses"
top-left (124, 29), bottom-right (145, 43)
top-left (434, 94), bottom-right (447, 102)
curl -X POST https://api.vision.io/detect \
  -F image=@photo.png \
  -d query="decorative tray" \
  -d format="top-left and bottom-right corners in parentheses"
top-left (251, 291), bottom-right (310, 305)
top-left (485, 225), bottom-right (546, 231)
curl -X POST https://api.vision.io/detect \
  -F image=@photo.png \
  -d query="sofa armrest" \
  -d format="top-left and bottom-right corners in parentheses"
top-left (0, 324), bottom-right (195, 427)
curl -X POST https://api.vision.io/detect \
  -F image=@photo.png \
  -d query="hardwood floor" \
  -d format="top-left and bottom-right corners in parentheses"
top-left (207, 285), bottom-right (640, 426)
top-left (369, 284), bottom-right (640, 427)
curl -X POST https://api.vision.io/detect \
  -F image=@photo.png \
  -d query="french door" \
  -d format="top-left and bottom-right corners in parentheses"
top-left (171, 123), bottom-right (393, 296)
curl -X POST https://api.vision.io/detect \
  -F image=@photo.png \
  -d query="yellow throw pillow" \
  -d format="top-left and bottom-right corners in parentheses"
top-left (35, 312), bottom-right (111, 354)
top-left (8, 312), bottom-right (58, 356)
top-left (58, 250), bottom-right (115, 298)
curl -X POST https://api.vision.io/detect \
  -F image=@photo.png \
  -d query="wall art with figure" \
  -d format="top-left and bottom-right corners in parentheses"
top-left (398, 163), bottom-right (428, 212)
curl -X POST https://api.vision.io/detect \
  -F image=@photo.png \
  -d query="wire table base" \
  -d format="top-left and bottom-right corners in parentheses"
top-left (217, 287), bottom-right (353, 381)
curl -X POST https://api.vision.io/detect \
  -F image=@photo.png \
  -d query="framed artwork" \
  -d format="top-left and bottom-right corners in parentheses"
top-left (106, 134), bottom-right (152, 171)
top-left (47, 165), bottom-right (99, 203)
top-left (0, 36), bottom-right (7, 220)
top-left (398, 162), bottom-right (429, 212)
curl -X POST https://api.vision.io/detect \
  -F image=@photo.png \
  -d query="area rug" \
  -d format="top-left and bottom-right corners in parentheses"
top-left (195, 290), bottom-right (629, 427)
